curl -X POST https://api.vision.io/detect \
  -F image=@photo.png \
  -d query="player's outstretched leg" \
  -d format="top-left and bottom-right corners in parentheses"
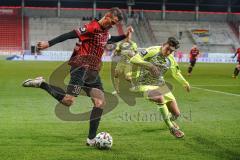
top-left (158, 104), bottom-right (184, 138)
top-left (86, 107), bottom-right (103, 146)
top-left (232, 67), bottom-right (239, 78)
top-left (170, 117), bottom-right (180, 130)
top-left (148, 89), bottom-right (184, 138)
top-left (187, 66), bottom-right (193, 76)
top-left (22, 77), bottom-right (45, 88)
top-left (166, 100), bottom-right (181, 129)
top-left (86, 88), bottom-right (105, 146)
top-left (112, 70), bottom-right (120, 95)
top-left (170, 127), bottom-right (184, 138)
top-left (22, 77), bottom-right (66, 102)
top-left (188, 60), bottom-right (196, 76)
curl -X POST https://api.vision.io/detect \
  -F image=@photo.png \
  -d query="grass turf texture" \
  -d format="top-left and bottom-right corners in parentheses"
top-left (0, 60), bottom-right (239, 160)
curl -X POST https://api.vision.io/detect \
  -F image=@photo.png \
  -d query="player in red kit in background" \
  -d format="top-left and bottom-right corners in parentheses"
top-left (232, 47), bottom-right (240, 78)
top-left (22, 7), bottom-right (134, 146)
top-left (187, 45), bottom-right (200, 76)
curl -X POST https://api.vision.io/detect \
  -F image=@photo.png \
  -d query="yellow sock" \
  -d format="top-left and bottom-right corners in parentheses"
top-left (158, 104), bottom-right (174, 129)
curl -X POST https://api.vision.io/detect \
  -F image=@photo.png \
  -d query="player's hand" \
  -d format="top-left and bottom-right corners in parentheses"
top-left (37, 41), bottom-right (49, 51)
top-left (125, 26), bottom-right (134, 37)
top-left (148, 64), bottom-right (160, 77)
top-left (184, 84), bottom-right (191, 92)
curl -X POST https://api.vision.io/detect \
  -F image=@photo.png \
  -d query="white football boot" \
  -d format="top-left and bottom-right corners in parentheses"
top-left (22, 77), bottom-right (45, 88)
top-left (170, 127), bottom-right (185, 138)
top-left (86, 138), bottom-right (96, 147)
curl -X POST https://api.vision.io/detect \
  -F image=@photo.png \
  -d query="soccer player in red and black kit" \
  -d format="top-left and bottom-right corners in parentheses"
top-left (187, 45), bottom-right (200, 76)
top-left (232, 47), bottom-right (240, 78)
top-left (22, 7), bottom-right (134, 146)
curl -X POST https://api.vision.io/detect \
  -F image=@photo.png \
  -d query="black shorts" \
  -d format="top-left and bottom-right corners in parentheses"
top-left (66, 67), bottom-right (103, 97)
top-left (190, 59), bottom-right (196, 67)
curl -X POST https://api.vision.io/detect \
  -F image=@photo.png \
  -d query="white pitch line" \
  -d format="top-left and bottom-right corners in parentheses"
top-left (192, 86), bottom-right (240, 97)
top-left (192, 85), bottom-right (240, 87)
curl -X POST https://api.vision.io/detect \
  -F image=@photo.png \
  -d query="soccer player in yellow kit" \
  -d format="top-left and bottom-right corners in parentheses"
top-left (112, 32), bottom-right (138, 94)
top-left (130, 37), bottom-right (190, 138)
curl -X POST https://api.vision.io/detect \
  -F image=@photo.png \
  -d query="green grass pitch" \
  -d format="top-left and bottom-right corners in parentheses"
top-left (0, 60), bottom-right (239, 160)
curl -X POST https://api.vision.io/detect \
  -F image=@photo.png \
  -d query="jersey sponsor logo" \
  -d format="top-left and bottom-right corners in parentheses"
top-left (140, 50), bottom-right (148, 56)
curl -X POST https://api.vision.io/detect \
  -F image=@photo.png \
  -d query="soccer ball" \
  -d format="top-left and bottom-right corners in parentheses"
top-left (95, 132), bottom-right (113, 149)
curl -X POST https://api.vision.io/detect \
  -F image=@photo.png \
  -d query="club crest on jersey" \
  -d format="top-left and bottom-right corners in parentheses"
top-left (80, 27), bottom-right (86, 33)
top-left (140, 50), bottom-right (148, 56)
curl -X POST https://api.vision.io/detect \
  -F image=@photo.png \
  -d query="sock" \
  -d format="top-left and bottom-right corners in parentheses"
top-left (234, 67), bottom-right (239, 76)
top-left (188, 66), bottom-right (193, 73)
top-left (40, 82), bottom-right (65, 102)
top-left (170, 113), bottom-right (178, 121)
top-left (88, 107), bottom-right (103, 139)
top-left (158, 104), bottom-right (174, 129)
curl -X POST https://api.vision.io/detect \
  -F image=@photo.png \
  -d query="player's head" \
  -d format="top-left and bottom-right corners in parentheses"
top-left (192, 45), bottom-right (197, 49)
top-left (100, 7), bottom-right (123, 29)
top-left (162, 37), bottom-right (180, 57)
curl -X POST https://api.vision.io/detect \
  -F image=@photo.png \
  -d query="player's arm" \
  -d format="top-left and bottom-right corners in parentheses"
top-left (48, 31), bottom-right (77, 47)
top-left (170, 56), bottom-right (190, 92)
top-left (232, 52), bottom-right (237, 58)
top-left (37, 30), bottom-right (78, 50)
top-left (37, 22), bottom-right (96, 50)
top-left (196, 50), bottom-right (201, 58)
top-left (107, 26), bottom-right (134, 44)
top-left (189, 49), bottom-right (194, 58)
top-left (107, 35), bottom-right (126, 44)
top-left (130, 53), bottom-right (152, 68)
top-left (130, 48), bottom-right (160, 76)
top-left (132, 42), bottom-right (138, 53)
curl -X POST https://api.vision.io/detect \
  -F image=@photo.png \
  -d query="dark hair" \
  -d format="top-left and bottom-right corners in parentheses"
top-left (108, 7), bottom-right (123, 21)
top-left (167, 37), bottom-right (180, 49)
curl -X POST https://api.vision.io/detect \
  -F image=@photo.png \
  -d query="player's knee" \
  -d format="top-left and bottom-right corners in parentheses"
top-left (157, 96), bottom-right (165, 104)
top-left (94, 99), bottom-right (106, 108)
top-left (174, 112), bottom-right (181, 118)
top-left (148, 90), bottom-right (164, 103)
top-left (237, 65), bottom-right (240, 70)
top-left (61, 95), bottom-right (75, 107)
top-left (150, 95), bottom-right (164, 103)
top-left (62, 99), bottom-right (74, 107)
top-left (125, 76), bottom-right (132, 81)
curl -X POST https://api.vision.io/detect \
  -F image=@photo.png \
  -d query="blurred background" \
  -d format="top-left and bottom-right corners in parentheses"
top-left (0, 0), bottom-right (240, 62)
top-left (0, 2), bottom-right (240, 159)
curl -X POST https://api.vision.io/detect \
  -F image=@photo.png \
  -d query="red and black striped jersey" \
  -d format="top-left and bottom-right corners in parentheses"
top-left (189, 48), bottom-right (200, 60)
top-left (69, 19), bottom-right (110, 71)
top-left (236, 48), bottom-right (240, 61)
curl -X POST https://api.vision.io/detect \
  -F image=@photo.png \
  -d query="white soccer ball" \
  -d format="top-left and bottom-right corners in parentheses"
top-left (95, 132), bottom-right (113, 149)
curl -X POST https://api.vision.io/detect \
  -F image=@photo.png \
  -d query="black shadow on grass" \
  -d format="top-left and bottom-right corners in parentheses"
top-left (55, 92), bottom-right (119, 121)
top-left (185, 136), bottom-right (240, 160)
top-left (49, 61), bottom-right (119, 121)
top-left (141, 128), bottom-right (166, 133)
